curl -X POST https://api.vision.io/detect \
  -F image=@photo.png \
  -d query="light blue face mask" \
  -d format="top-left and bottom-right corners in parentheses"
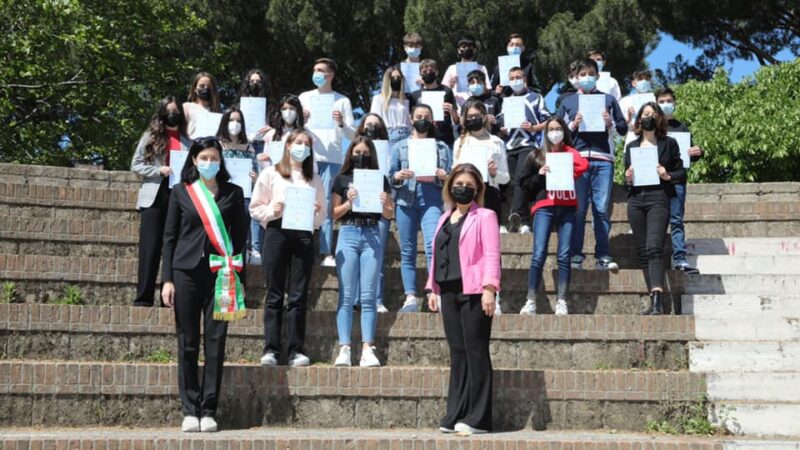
top-left (468, 83), bottom-right (485, 96)
top-left (595, 60), bottom-right (605, 72)
top-left (312, 71), bottom-right (327, 88)
top-left (197, 161), bottom-right (220, 180)
top-left (509, 78), bottom-right (525, 93)
top-left (659, 102), bottom-right (675, 116)
top-left (635, 80), bottom-right (652, 93)
top-left (290, 144), bottom-right (311, 162)
top-left (405, 46), bottom-right (421, 58)
top-left (507, 46), bottom-right (523, 56)
top-left (578, 76), bottom-right (597, 92)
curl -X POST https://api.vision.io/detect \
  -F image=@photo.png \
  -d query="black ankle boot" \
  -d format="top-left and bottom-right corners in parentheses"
top-left (641, 292), bottom-right (653, 315)
top-left (649, 291), bottom-right (664, 315)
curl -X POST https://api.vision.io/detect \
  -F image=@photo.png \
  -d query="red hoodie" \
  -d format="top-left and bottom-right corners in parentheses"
top-left (520, 145), bottom-right (589, 215)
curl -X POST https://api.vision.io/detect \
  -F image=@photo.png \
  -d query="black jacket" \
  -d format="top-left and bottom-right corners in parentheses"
top-left (162, 181), bottom-right (247, 282)
top-left (624, 136), bottom-right (686, 198)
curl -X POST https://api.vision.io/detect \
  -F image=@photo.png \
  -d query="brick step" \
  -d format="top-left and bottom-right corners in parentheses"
top-left (0, 361), bottom-right (704, 431)
top-left (0, 427), bottom-right (734, 449)
top-left (0, 304), bottom-right (692, 370)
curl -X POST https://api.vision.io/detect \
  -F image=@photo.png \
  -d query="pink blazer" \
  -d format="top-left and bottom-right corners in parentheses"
top-left (425, 202), bottom-right (501, 295)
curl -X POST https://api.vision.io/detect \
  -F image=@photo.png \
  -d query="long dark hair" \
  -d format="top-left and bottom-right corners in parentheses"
top-left (275, 129), bottom-right (315, 182)
top-left (339, 137), bottom-right (380, 175)
top-left (410, 104), bottom-right (439, 139)
top-left (239, 69), bottom-right (268, 98)
top-left (144, 96), bottom-right (186, 163)
top-left (217, 106), bottom-right (248, 144)
top-left (186, 72), bottom-right (221, 112)
top-left (356, 113), bottom-right (389, 140)
top-left (180, 137), bottom-right (232, 184)
top-left (634, 101), bottom-right (668, 139)
top-left (273, 94), bottom-right (306, 141)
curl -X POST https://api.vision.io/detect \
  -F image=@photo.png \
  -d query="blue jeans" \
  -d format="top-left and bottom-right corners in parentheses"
top-left (335, 225), bottom-right (380, 345)
top-left (317, 162), bottom-right (342, 256)
top-left (355, 218), bottom-right (390, 307)
top-left (395, 190), bottom-right (443, 295)
top-left (571, 160), bottom-right (613, 261)
top-left (669, 183), bottom-right (687, 265)
top-left (242, 198), bottom-right (263, 253)
top-left (529, 206), bottom-right (575, 299)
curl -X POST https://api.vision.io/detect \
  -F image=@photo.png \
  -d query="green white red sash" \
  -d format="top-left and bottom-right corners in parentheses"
top-left (185, 180), bottom-right (246, 321)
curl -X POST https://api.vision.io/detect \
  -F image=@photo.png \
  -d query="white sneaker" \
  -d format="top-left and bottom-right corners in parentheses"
top-left (499, 226), bottom-right (509, 234)
top-left (519, 225), bottom-right (531, 235)
top-left (181, 416), bottom-right (200, 432)
top-left (519, 299), bottom-right (537, 315)
top-left (596, 257), bottom-right (619, 271)
top-left (376, 303), bottom-right (389, 313)
top-left (249, 250), bottom-right (262, 265)
top-left (454, 422), bottom-right (487, 435)
top-left (494, 294), bottom-right (503, 315)
top-left (334, 345), bottom-right (351, 366)
top-left (439, 426), bottom-right (455, 434)
top-left (321, 255), bottom-right (336, 267)
top-left (399, 296), bottom-right (419, 313)
top-left (555, 299), bottom-right (569, 316)
top-left (288, 352), bottom-right (311, 367)
top-left (199, 416), bottom-right (218, 432)
top-left (359, 346), bottom-right (381, 367)
top-left (570, 256), bottom-right (584, 270)
top-left (260, 351), bottom-right (277, 366)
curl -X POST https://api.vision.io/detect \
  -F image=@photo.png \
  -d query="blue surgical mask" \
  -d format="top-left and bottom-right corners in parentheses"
top-left (660, 102), bottom-right (675, 116)
top-left (595, 60), bottom-right (605, 72)
top-left (197, 161), bottom-right (220, 180)
top-left (468, 83), bottom-right (484, 96)
top-left (509, 79), bottom-right (525, 93)
top-left (578, 76), bottom-right (597, 92)
top-left (312, 71), bottom-right (327, 88)
top-left (507, 46), bottom-right (523, 56)
top-left (405, 46), bottom-right (421, 58)
top-left (290, 144), bottom-right (311, 162)
top-left (635, 80), bottom-right (652, 93)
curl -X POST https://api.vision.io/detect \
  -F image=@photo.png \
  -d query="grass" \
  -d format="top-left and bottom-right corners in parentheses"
top-left (51, 285), bottom-right (83, 305)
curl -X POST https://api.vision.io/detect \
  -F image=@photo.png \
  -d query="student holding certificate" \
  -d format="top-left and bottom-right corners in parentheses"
top-left (490, 33), bottom-right (541, 96)
top-left (331, 137), bottom-right (394, 367)
top-left (131, 96), bottom-right (192, 307)
top-left (517, 117), bottom-right (588, 316)
top-left (182, 72), bottom-right (221, 139)
top-left (441, 35), bottom-right (491, 108)
top-left (369, 65), bottom-right (412, 145)
top-left (161, 137), bottom-right (248, 432)
top-left (390, 104), bottom-right (452, 313)
top-left (249, 130), bottom-right (326, 368)
top-left (261, 95), bottom-right (324, 169)
top-left (623, 103), bottom-right (686, 315)
top-left (408, 59), bottom-right (460, 149)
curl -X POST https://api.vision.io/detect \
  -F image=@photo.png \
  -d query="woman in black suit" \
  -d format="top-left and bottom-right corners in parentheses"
top-left (623, 102), bottom-right (685, 315)
top-left (161, 137), bottom-right (248, 433)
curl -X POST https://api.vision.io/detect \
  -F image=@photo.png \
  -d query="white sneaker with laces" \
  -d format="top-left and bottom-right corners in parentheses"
top-left (181, 416), bottom-right (200, 432)
top-left (288, 352), bottom-right (311, 367)
top-left (259, 351), bottom-right (277, 367)
top-left (454, 422), bottom-right (488, 434)
top-left (376, 303), bottom-right (389, 313)
top-left (519, 299), bottom-right (537, 315)
top-left (334, 345), bottom-right (351, 366)
top-left (359, 346), bottom-right (381, 367)
top-left (321, 255), bottom-right (336, 267)
top-left (555, 299), bottom-right (569, 316)
top-left (596, 257), bottom-right (619, 271)
top-left (519, 225), bottom-right (531, 235)
top-left (199, 416), bottom-right (218, 432)
top-left (399, 295), bottom-right (419, 313)
top-left (570, 255), bottom-right (584, 270)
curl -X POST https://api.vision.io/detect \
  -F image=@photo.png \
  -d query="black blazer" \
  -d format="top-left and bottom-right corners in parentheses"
top-left (162, 181), bottom-right (247, 282)
top-left (624, 135), bottom-right (686, 197)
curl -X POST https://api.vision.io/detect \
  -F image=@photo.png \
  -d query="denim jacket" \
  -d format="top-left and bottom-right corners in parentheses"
top-left (389, 137), bottom-right (452, 208)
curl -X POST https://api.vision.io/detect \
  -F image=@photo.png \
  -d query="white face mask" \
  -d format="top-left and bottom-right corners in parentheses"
top-left (228, 121), bottom-right (242, 136)
top-left (547, 130), bottom-right (564, 145)
top-left (509, 79), bottom-right (525, 93)
top-left (282, 109), bottom-right (297, 125)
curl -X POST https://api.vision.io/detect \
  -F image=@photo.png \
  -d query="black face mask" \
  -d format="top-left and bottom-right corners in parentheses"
top-left (364, 125), bottom-right (381, 139)
top-left (458, 48), bottom-right (475, 60)
top-left (413, 118), bottom-right (433, 133)
top-left (450, 185), bottom-right (476, 205)
top-left (351, 154), bottom-right (372, 169)
top-left (164, 112), bottom-right (181, 128)
top-left (196, 87), bottom-right (211, 101)
top-left (641, 116), bottom-right (657, 131)
top-left (465, 117), bottom-right (484, 132)
top-left (248, 82), bottom-right (262, 96)
top-left (390, 78), bottom-right (402, 91)
top-left (421, 72), bottom-right (437, 84)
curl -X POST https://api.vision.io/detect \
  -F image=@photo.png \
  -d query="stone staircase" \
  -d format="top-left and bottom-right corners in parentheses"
top-left (1, 163), bottom-right (799, 448)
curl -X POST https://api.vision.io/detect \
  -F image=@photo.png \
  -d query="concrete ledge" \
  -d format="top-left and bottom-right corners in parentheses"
top-left (712, 402), bottom-right (800, 438)
top-left (683, 295), bottom-right (800, 341)
top-left (687, 238), bottom-right (800, 256)
top-left (707, 371), bottom-right (800, 402)
top-left (690, 342), bottom-right (800, 372)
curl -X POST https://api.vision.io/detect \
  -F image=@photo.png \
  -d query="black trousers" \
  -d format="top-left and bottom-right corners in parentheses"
top-left (135, 179), bottom-right (170, 306)
top-left (440, 280), bottom-right (493, 431)
top-left (627, 189), bottom-right (670, 291)
top-left (484, 186), bottom-right (502, 225)
top-left (262, 226), bottom-right (315, 357)
top-left (173, 261), bottom-right (228, 418)
top-left (506, 146), bottom-right (534, 220)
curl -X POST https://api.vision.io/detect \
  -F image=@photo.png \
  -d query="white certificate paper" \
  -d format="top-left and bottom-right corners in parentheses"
top-left (226, 157), bottom-right (253, 198)
top-left (630, 146), bottom-right (660, 186)
top-left (497, 55), bottom-right (520, 86)
top-left (458, 145), bottom-right (490, 181)
top-left (629, 93), bottom-right (656, 119)
top-left (192, 112), bottom-right (223, 138)
top-left (267, 141), bottom-right (284, 165)
top-left (420, 91), bottom-right (445, 121)
top-left (308, 94), bottom-right (335, 130)
top-left (456, 62), bottom-right (479, 92)
top-left (283, 186), bottom-right (315, 232)
top-left (578, 94), bottom-right (606, 132)
top-left (372, 140), bottom-right (391, 176)
top-left (597, 72), bottom-right (613, 95)
top-left (502, 96), bottom-right (527, 129)
top-left (168, 150), bottom-right (189, 189)
top-left (668, 132), bottom-right (691, 168)
top-left (240, 97), bottom-right (267, 140)
top-left (545, 152), bottom-right (574, 192)
top-left (352, 169), bottom-right (384, 214)
top-left (401, 62), bottom-right (420, 93)
top-left (407, 138), bottom-right (438, 177)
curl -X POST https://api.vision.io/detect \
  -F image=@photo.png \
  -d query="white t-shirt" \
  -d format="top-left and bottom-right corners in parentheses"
top-left (298, 89), bottom-right (356, 164)
top-left (442, 63), bottom-right (491, 108)
top-left (370, 96), bottom-right (412, 130)
top-left (452, 133), bottom-right (510, 189)
top-left (184, 102), bottom-right (211, 139)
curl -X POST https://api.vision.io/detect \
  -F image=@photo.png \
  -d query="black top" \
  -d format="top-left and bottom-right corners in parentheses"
top-left (162, 181), bottom-right (247, 282)
top-left (409, 85), bottom-right (458, 148)
top-left (466, 93), bottom-right (503, 136)
top-left (490, 60), bottom-right (541, 94)
top-left (332, 172), bottom-right (391, 222)
top-left (624, 136), bottom-right (686, 198)
top-left (434, 214), bottom-right (467, 284)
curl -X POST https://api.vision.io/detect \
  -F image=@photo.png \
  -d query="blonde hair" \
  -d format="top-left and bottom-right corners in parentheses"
top-left (380, 66), bottom-right (406, 115)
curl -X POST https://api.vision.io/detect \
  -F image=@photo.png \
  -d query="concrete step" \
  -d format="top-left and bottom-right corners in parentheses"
top-left (687, 238), bottom-right (800, 256)
top-left (0, 304), bottom-right (693, 370)
top-left (707, 371), bottom-right (800, 403)
top-left (0, 360), bottom-right (705, 431)
top-left (683, 274), bottom-right (800, 296)
top-left (712, 402), bottom-right (800, 438)
top-left (687, 255), bottom-right (800, 275)
top-left (690, 342), bottom-right (800, 372)
top-left (683, 295), bottom-right (800, 341)
top-left (0, 427), bottom-right (733, 449)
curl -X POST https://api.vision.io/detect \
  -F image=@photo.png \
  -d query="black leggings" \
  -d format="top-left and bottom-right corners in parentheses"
top-left (627, 189), bottom-right (669, 291)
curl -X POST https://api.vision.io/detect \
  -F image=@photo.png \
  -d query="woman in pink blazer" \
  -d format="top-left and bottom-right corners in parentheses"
top-left (426, 163), bottom-right (501, 435)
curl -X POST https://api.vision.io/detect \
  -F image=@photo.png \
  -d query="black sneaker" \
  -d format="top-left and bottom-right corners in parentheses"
top-left (507, 213), bottom-right (521, 233)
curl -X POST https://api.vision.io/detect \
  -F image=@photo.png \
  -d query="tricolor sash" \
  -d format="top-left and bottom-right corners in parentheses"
top-left (185, 180), bottom-right (246, 321)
